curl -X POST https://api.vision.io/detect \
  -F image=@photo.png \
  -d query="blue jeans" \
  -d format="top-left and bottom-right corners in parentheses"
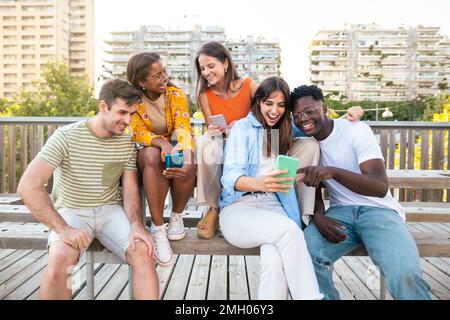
top-left (304, 205), bottom-right (432, 300)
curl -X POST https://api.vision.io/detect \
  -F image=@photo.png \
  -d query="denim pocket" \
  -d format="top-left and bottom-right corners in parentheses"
top-left (102, 162), bottom-right (126, 187)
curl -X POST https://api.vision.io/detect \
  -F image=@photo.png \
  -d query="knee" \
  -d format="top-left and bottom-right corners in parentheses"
top-left (140, 147), bottom-right (162, 167)
top-left (384, 261), bottom-right (422, 283)
top-left (47, 248), bottom-right (78, 279)
top-left (127, 241), bottom-right (153, 266)
top-left (291, 137), bottom-right (320, 160)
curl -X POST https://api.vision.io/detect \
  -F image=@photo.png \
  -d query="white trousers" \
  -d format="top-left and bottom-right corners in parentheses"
top-left (220, 194), bottom-right (323, 300)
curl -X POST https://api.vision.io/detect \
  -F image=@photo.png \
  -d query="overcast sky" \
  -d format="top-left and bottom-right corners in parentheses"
top-left (94, 0), bottom-right (450, 93)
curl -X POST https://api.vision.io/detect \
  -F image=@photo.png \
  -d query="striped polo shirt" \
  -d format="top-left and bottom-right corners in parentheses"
top-left (37, 120), bottom-right (137, 209)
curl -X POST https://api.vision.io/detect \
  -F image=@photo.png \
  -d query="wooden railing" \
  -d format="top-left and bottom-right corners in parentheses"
top-left (0, 117), bottom-right (448, 202)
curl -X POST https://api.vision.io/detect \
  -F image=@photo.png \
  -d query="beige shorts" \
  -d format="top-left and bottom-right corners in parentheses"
top-left (47, 204), bottom-right (131, 263)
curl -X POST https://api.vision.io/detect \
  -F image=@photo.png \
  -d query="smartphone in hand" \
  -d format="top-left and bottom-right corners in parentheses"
top-left (275, 155), bottom-right (299, 185)
top-left (209, 114), bottom-right (227, 128)
top-left (165, 152), bottom-right (184, 169)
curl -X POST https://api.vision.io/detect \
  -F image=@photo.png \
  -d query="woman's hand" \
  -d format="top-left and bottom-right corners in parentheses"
top-left (228, 120), bottom-right (237, 129)
top-left (163, 149), bottom-right (193, 179)
top-left (163, 166), bottom-right (187, 179)
top-left (258, 169), bottom-right (294, 193)
top-left (207, 124), bottom-right (226, 136)
top-left (159, 141), bottom-right (176, 162)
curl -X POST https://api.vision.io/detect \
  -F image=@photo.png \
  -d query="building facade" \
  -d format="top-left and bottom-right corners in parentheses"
top-left (69, 0), bottom-right (95, 87)
top-left (102, 25), bottom-right (281, 99)
top-left (310, 24), bottom-right (450, 101)
top-left (0, 0), bottom-right (94, 99)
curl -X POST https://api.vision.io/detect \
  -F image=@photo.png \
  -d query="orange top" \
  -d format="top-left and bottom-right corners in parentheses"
top-left (205, 77), bottom-right (252, 124)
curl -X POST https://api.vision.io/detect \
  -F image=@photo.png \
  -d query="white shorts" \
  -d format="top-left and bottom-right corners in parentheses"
top-left (47, 204), bottom-right (131, 263)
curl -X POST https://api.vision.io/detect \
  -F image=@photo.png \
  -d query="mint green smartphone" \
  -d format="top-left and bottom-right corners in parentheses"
top-left (275, 155), bottom-right (300, 185)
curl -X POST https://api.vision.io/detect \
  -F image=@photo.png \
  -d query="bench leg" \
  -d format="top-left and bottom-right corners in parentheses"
top-left (128, 267), bottom-right (134, 300)
top-left (379, 275), bottom-right (387, 300)
top-left (85, 251), bottom-right (95, 300)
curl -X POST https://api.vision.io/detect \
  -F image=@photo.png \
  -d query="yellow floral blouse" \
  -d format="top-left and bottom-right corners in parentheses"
top-left (130, 86), bottom-right (195, 150)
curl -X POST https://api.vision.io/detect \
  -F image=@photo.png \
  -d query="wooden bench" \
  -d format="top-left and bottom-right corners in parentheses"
top-left (0, 200), bottom-right (449, 300)
top-left (1, 167), bottom-right (450, 300)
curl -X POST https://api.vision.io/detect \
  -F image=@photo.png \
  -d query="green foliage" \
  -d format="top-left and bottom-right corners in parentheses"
top-left (4, 60), bottom-right (98, 117)
top-left (0, 98), bottom-right (8, 114)
top-left (323, 97), bottom-right (428, 121)
top-left (421, 94), bottom-right (449, 120)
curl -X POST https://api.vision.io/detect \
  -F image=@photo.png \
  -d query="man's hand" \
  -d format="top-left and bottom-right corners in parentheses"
top-left (129, 222), bottom-right (155, 258)
top-left (297, 166), bottom-right (334, 188)
top-left (57, 226), bottom-right (92, 250)
top-left (313, 213), bottom-right (348, 244)
top-left (342, 106), bottom-right (364, 122)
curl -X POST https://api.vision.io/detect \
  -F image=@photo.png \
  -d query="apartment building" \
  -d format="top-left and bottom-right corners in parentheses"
top-left (310, 24), bottom-right (450, 101)
top-left (103, 25), bottom-right (281, 99)
top-left (69, 0), bottom-right (95, 86)
top-left (227, 36), bottom-right (281, 84)
top-left (0, 0), bottom-right (94, 99)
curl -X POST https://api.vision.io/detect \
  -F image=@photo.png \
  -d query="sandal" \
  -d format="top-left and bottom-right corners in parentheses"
top-left (197, 207), bottom-right (219, 239)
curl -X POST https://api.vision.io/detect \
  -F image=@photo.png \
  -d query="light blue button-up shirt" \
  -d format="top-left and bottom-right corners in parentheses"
top-left (220, 113), bottom-right (302, 227)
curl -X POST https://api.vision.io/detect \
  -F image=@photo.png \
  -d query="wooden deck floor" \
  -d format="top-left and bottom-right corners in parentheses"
top-left (0, 195), bottom-right (449, 300)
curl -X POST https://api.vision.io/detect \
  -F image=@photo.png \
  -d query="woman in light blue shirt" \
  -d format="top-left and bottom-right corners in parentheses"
top-left (219, 77), bottom-right (323, 300)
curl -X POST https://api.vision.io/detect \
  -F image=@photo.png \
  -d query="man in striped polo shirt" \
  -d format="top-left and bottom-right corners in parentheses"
top-left (17, 79), bottom-right (159, 300)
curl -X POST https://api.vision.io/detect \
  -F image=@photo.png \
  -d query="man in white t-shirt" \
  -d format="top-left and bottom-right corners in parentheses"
top-left (291, 84), bottom-right (431, 300)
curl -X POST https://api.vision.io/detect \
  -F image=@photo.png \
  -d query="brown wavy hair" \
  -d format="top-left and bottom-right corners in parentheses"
top-left (194, 41), bottom-right (240, 101)
top-left (250, 77), bottom-right (293, 157)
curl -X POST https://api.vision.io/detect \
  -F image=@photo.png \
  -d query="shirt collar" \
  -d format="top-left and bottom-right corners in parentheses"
top-left (247, 112), bottom-right (263, 128)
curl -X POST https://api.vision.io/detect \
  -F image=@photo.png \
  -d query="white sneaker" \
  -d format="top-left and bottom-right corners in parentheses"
top-left (167, 211), bottom-right (186, 240)
top-left (150, 223), bottom-right (174, 267)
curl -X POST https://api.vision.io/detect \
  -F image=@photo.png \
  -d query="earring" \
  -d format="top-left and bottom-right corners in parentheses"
top-left (142, 87), bottom-right (146, 91)
top-left (224, 68), bottom-right (227, 73)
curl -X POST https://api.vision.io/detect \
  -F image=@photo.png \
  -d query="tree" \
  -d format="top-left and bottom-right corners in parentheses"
top-left (0, 98), bottom-right (8, 115)
top-left (6, 60), bottom-right (98, 117)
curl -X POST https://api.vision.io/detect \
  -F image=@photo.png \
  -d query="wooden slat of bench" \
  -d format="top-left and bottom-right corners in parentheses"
top-left (3, 202), bottom-right (449, 224)
top-left (0, 205), bottom-right (203, 227)
top-left (1, 225), bottom-right (449, 257)
top-left (403, 207), bottom-right (450, 223)
top-left (388, 170), bottom-right (450, 189)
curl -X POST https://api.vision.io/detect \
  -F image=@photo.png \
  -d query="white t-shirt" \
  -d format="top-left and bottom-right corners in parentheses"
top-left (256, 149), bottom-right (276, 177)
top-left (318, 119), bottom-right (405, 221)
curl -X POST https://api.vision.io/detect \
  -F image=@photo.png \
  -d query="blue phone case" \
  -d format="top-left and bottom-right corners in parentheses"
top-left (165, 152), bottom-right (183, 168)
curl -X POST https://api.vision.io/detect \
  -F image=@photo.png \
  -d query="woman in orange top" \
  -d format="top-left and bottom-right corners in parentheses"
top-left (127, 52), bottom-right (196, 267)
top-left (194, 41), bottom-right (258, 238)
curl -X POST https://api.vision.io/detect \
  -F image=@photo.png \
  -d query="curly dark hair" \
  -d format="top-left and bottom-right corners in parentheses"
top-left (290, 84), bottom-right (324, 105)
